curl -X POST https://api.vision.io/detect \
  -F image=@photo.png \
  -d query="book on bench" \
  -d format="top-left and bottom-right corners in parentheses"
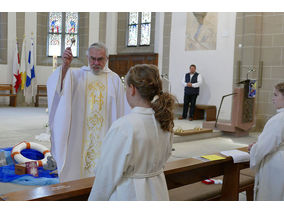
top-left (220, 150), bottom-right (250, 163)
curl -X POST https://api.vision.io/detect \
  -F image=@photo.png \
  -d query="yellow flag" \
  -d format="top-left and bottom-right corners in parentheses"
top-left (20, 37), bottom-right (26, 90)
top-left (21, 72), bottom-right (26, 90)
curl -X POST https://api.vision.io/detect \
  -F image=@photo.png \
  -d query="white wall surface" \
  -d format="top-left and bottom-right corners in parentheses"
top-left (168, 12), bottom-right (236, 120)
top-left (89, 12), bottom-right (100, 46)
top-left (154, 12), bottom-right (164, 75)
top-left (106, 12), bottom-right (117, 55)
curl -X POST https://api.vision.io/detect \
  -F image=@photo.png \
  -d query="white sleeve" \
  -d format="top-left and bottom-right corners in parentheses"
top-left (250, 117), bottom-right (284, 169)
top-left (116, 77), bottom-right (131, 117)
top-left (192, 74), bottom-right (202, 88)
top-left (47, 66), bottom-right (61, 131)
top-left (88, 122), bottom-right (133, 200)
top-left (47, 67), bottom-right (73, 175)
top-left (181, 74), bottom-right (187, 87)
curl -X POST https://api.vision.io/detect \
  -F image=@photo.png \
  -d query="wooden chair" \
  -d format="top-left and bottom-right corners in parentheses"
top-left (35, 85), bottom-right (47, 107)
top-left (0, 84), bottom-right (16, 107)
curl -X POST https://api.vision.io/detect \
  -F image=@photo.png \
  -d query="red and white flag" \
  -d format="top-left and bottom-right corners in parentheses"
top-left (12, 42), bottom-right (21, 93)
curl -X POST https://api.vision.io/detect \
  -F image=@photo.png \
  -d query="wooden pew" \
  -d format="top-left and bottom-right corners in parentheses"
top-left (176, 103), bottom-right (216, 121)
top-left (0, 147), bottom-right (250, 201)
top-left (168, 170), bottom-right (254, 201)
top-left (165, 147), bottom-right (250, 200)
top-left (35, 85), bottom-right (47, 107)
top-left (0, 84), bottom-right (16, 107)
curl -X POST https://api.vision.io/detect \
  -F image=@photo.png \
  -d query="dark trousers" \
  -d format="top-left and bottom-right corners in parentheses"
top-left (182, 93), bottom-right (198, 119)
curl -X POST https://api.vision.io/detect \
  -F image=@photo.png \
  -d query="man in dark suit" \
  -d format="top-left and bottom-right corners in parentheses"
top-left (179, 64), bottom-right (202, 121)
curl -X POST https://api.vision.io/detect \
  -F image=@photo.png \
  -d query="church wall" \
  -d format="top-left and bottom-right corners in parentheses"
top-left (16, 12), bottom-right (25, 67)
top-left (106, 13), bottom-right (118, 55)
top-left (99, 12), bottom-right (107, 44)
top-left (0, 12), bottom-right (8, 65)
top-left (0, 12), bottom-right (13, 105)
top-left (154, 12), bottom-right (165, 74)
top-left (160, 12), bottom-right (172, 93)
top-left (168, 12), bottom-right (237, 120)
top-left (88, 12), bottom-right (100, 46)
top-left (235, 12), bottom-right (284, 131)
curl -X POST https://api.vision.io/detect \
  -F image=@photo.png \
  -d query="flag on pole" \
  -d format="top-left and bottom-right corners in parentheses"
top-left (12, 42), bottom-right (21, 93)
top-left (26, 39), bottom-right (35, 88)
top-left (24, 37), bottom-right (36, 104)
top-left (20, 37), bottom-right (26, 91)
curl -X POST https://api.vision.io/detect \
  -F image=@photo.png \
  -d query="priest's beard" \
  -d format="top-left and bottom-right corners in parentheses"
top-left (89, 63), bottom-right (106, 75)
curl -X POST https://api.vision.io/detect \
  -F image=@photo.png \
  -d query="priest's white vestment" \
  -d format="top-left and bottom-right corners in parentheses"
top-left (250, 108), bottom-right (284, 200)
top-left (47, 66), bottom-right (127, 182)
top-left (88, 107), bottom-right (173, 201)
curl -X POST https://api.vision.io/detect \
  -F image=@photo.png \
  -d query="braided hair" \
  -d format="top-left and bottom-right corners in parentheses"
top-left (126, 64), bottom-right (175, 132)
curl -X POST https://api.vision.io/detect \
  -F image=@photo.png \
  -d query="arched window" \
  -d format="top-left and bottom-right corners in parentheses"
top-left (127, 12), bottom-right (151, 47)
top-left (47, 12), bottom-right (79, 57)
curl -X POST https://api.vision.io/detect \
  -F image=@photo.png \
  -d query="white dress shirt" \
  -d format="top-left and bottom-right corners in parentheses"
top-left (181, 72), bottom-right (202, 88)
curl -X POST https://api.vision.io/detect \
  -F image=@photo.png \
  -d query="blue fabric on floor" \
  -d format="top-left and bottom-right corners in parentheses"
top-left (0, 147), bottom-right (59, 186)
top-left (11, 175), bottom-right (59, 185)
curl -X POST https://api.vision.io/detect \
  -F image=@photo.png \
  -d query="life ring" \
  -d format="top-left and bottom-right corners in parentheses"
top-left (11, 141), bottom-right (51, 167)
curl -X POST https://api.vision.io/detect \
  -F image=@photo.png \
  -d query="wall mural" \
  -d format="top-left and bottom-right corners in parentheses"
top-left (185, 12), bottom-right (218, 51)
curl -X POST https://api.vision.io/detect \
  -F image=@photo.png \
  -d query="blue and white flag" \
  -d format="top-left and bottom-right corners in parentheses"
top-left (24, 37), bottom-right (37, 104)
top-left (26, 39), bottom-right (35, 87)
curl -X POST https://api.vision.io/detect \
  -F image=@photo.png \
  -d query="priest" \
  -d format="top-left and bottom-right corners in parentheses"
top-left (47, 42), bottom-right (128, 182)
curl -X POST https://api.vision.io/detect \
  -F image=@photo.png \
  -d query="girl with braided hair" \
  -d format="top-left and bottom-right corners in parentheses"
top-left (249, 82), bottom-right (284, 200)
top-left (88, 64), bottom-right (175, 200)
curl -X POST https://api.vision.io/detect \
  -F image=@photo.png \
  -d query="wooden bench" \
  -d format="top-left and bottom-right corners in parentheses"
top-left (0, 147), bottom-right (251, 201)
top-left (0, 84), bottom-right (16, 107)
top-left (194, 104), bottom-right (217, 121)
top-left (165, 147), bottom-right (250, 201)
top-left (168, 169), bottom-right (254, 201)
top-left (177, 104), bottom-right (216, 121)
top-left (35, 85), bottom-right (47, 107)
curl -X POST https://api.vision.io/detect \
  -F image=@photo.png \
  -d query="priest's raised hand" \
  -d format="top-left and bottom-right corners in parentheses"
top-left (61, 47), bottom-right (73, 89)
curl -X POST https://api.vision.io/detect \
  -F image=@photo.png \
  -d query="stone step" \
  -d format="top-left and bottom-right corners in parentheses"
top-left (173, 130), bottom-right (222, 143)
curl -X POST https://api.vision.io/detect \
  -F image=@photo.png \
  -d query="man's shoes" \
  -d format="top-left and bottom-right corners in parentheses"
top-left (178, 116), bottom-right (186, 120)
top-left (189, 117), bottom-right (193, 121)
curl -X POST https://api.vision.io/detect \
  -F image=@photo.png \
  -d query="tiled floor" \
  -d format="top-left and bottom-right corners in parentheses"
top-left (0, 107), bottom-right (257, 200)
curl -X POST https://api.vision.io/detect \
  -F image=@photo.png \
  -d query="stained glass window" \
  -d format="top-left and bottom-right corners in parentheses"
top-left (65, 34), bottom-right (78, 57)
top-left (141, 12), bottom-right (151, 23)
top-left (128, 12), bottom-right (138, 46)
top-left (49, 12), bottom-right (62, 33)
top-left (48, 34), bottom-right (62, 57)
top-left (127, 12), bottom-right (151, 47)
top-left (128, 25), bottom-right (138, 46)
top-left (140, 12), bottom-right (151, 45)
top-left (129, 12), bottom-right (138, 25)
top-left (47, 12), bottom-right (79, 57)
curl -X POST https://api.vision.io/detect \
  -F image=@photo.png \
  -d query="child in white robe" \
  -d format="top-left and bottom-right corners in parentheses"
top-left (249, 82), bottom-right (284, 201)
top-left (88, 64), bottom-right (175, 201)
